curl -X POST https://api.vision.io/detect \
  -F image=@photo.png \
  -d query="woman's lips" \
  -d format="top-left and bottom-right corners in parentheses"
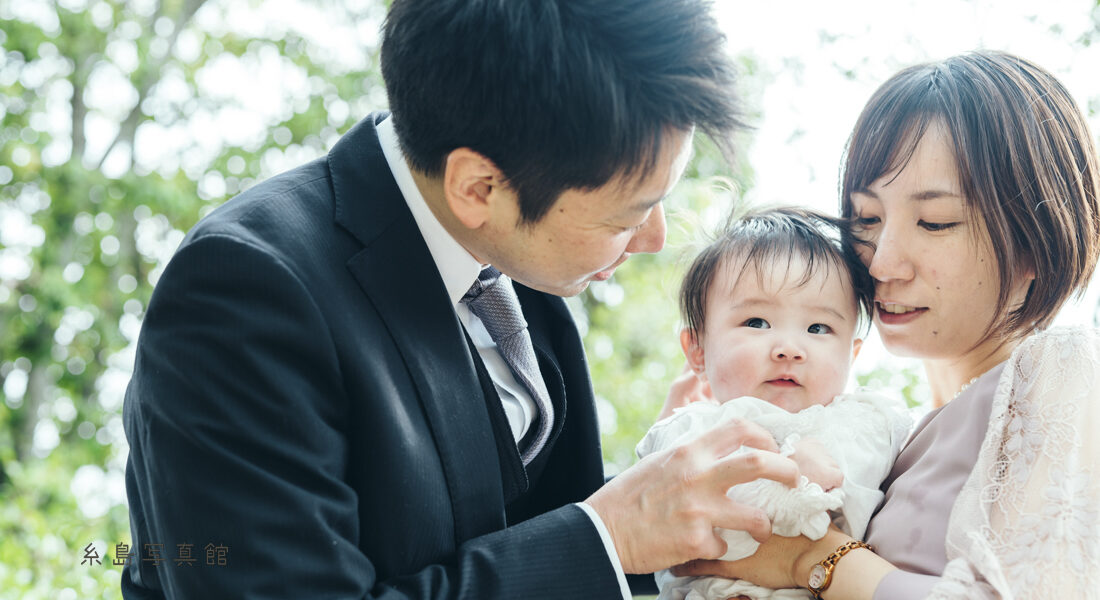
top-left (876, 301), bottom-right (929, 325)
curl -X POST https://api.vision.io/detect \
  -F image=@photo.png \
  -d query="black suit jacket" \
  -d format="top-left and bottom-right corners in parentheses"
top-left (122, 114), bottom-right (649, 598)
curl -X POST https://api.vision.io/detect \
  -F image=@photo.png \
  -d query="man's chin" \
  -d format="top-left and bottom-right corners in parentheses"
top-left (518, 279), bottom-right (590, 298)
top-left (560, 281), bottom-right (591, 297)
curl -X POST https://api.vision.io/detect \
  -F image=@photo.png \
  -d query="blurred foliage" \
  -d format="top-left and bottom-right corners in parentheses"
top-left (0, 0), bottom-right (387, 596)
top-left (3, 1), bottom-right (1097, 598)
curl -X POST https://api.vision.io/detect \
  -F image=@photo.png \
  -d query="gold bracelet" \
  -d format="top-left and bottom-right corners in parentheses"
top-left (806, 540), bottom-right (873, 599)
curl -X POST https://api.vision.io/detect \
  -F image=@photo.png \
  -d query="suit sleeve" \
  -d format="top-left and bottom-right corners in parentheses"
top-left (122, 233), bottom-right (624, 599)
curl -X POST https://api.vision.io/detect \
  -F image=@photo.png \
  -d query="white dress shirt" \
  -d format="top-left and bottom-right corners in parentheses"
top-left (376, 117), bottom-right (537, 442)
top-left (376, 116), bottom-right (631, 599)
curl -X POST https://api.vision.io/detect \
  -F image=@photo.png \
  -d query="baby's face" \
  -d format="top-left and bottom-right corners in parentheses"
top-left (682, 254), bottom-right (862, 412)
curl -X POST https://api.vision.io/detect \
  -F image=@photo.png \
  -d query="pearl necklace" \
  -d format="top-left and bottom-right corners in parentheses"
top-left (952, 376), bottom-right (981, 401)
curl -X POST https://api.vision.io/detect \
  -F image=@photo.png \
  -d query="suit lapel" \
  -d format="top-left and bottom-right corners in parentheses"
top-left (462, 329), bottom-right (529, 504)
top-left (330, 114), bottom-right (505, 544)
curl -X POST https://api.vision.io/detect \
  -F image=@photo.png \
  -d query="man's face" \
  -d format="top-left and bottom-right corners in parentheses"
top-left (683, 255), bottom-right (862, 412)
top-left (478, 128), bottom-right (694, 297)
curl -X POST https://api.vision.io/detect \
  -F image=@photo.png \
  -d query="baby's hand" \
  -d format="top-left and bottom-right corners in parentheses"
top-left (656, 364), bottom-right (713, 422)
top-left (789, 437), bottom-right (843, 491)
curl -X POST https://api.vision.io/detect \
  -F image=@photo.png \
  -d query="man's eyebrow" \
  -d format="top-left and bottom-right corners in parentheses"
top-left (625, 195), bottom-right (665, 214)
top-left (620, 141), bottom-right (695, 214)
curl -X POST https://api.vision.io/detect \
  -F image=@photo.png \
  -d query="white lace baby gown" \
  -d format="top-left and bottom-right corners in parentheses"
top-left (636, 391), bottom-right (912, 600)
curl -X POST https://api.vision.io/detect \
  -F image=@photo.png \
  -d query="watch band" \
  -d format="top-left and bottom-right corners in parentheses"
top-left (806, 540), bottom-right (873, 599)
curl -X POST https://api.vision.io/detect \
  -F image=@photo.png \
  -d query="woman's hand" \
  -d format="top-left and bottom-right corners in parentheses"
top-left (672, 528), bottom-right (854, 590)
top-left (672, 534), bottom-right (812, 589)
top-left (789, 437), bottom-right (843, 491)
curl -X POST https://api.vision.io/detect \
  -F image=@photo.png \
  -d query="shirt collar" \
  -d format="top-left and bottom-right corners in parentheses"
top-left (377, 116), bottom-right (485, 306)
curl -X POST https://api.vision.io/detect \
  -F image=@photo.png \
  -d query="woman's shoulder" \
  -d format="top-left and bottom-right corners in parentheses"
top-left (1018, 324), bottom-right (1100, 344)
top-left (1000, 326), bottom-right (1100, 409)
top-left (1009, 326), bottom-right (1100, 368)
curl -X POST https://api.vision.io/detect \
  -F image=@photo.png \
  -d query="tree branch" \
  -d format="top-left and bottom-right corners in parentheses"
top-left (95, 0), bottom-right (211, 170)
top-left (69, 55), bottom-right (94, 161)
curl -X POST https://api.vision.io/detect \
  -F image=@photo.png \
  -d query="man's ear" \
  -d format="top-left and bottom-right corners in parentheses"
top-left (851, 337), bottom-right (863, 362)
top-left (679, 328), bottom-right (707, 380)
top-left (442, 147), bottom-right (501, 229)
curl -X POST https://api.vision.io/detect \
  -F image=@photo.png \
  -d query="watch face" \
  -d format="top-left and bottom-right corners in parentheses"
top-left (808, 564), bottom-right (827, 589)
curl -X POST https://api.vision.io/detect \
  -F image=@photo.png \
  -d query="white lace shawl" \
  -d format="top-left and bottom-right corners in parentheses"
top-left (930, 327), bottom-right (1100, 599)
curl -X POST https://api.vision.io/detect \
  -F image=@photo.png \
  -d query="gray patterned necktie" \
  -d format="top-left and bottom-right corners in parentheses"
top-left (462, 266), bottom-right (553, 465)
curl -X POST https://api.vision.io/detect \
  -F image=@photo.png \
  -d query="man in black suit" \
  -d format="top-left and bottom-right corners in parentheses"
top-left (122, 1), bottom-right (800, 598)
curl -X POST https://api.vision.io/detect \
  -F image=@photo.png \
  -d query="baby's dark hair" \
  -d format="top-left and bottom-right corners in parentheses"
top-left (680, 206), bottom-right (874, 337)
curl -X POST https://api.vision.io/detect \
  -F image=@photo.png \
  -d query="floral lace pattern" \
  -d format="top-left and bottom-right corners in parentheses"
top-left (930, 327), bottom-right (1100, 599)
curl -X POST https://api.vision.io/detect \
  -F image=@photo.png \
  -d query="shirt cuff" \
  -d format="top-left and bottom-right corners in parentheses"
top-left (873, 570), bottom-right (939, 600)
top-left (575, 502), bottom-right (632, 600)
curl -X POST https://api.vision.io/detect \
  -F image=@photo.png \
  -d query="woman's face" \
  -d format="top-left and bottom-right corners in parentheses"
top-left (848, 124), bottom-right (1030, 362)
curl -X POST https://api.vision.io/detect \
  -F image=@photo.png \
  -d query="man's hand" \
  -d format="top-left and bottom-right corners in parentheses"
top-left (656, 364), bottom-right (713, 422)
top-left (584, 418), bottom-right (799, 574)
top-left (789, 437), bottom-right (843, 491)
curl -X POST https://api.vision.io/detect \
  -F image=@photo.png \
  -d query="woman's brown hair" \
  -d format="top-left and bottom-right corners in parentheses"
top-left (841, 51), bottom-right (1100, 341)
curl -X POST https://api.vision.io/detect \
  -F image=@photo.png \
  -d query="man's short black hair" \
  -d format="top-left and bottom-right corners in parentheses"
top-left (380, 0), bottom-right (743, 224)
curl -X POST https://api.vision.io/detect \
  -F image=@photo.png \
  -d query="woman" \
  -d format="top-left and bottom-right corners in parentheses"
top-left (676, 51), bottom-right (1100, 598)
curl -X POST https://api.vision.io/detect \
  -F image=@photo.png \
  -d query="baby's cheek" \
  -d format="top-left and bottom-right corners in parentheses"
top-left (707, 369), bottom-right (740, 403)
top-left (825, 364), bottom-right (850, 397)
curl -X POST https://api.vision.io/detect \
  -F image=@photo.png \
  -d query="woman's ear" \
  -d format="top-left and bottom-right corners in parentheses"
top-left (1020, 253), bottom-right (1037, 283)
top-left (1014, 255), bottom-right (1037, 305)
top-left (442, 148), bottom-right (502, 229)
top-left (679, 328), bottom-right (707, 380)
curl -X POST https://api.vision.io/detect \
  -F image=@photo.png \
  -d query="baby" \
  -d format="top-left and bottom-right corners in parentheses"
top-left (637, 207), bottom-right (911, 600)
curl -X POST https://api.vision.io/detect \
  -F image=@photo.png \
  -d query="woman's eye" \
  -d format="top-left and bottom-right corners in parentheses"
top-left (851, 209), bottom-right (880, 228)
top-left (744, 318), bottom-right (770, 329)
top-left (918, 220), bottom-right (959, 232)
top-left (808, 323), bottom-right (833, 335)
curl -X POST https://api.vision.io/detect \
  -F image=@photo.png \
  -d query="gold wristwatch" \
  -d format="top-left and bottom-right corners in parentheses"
top-left (806, 540), bottom-right (873, 599)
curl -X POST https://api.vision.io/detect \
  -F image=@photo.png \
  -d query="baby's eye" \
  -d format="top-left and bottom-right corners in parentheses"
top-left (744, 318), bottom-right (770, 329)
top-left (808, 323), bottom-right (833, 334)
